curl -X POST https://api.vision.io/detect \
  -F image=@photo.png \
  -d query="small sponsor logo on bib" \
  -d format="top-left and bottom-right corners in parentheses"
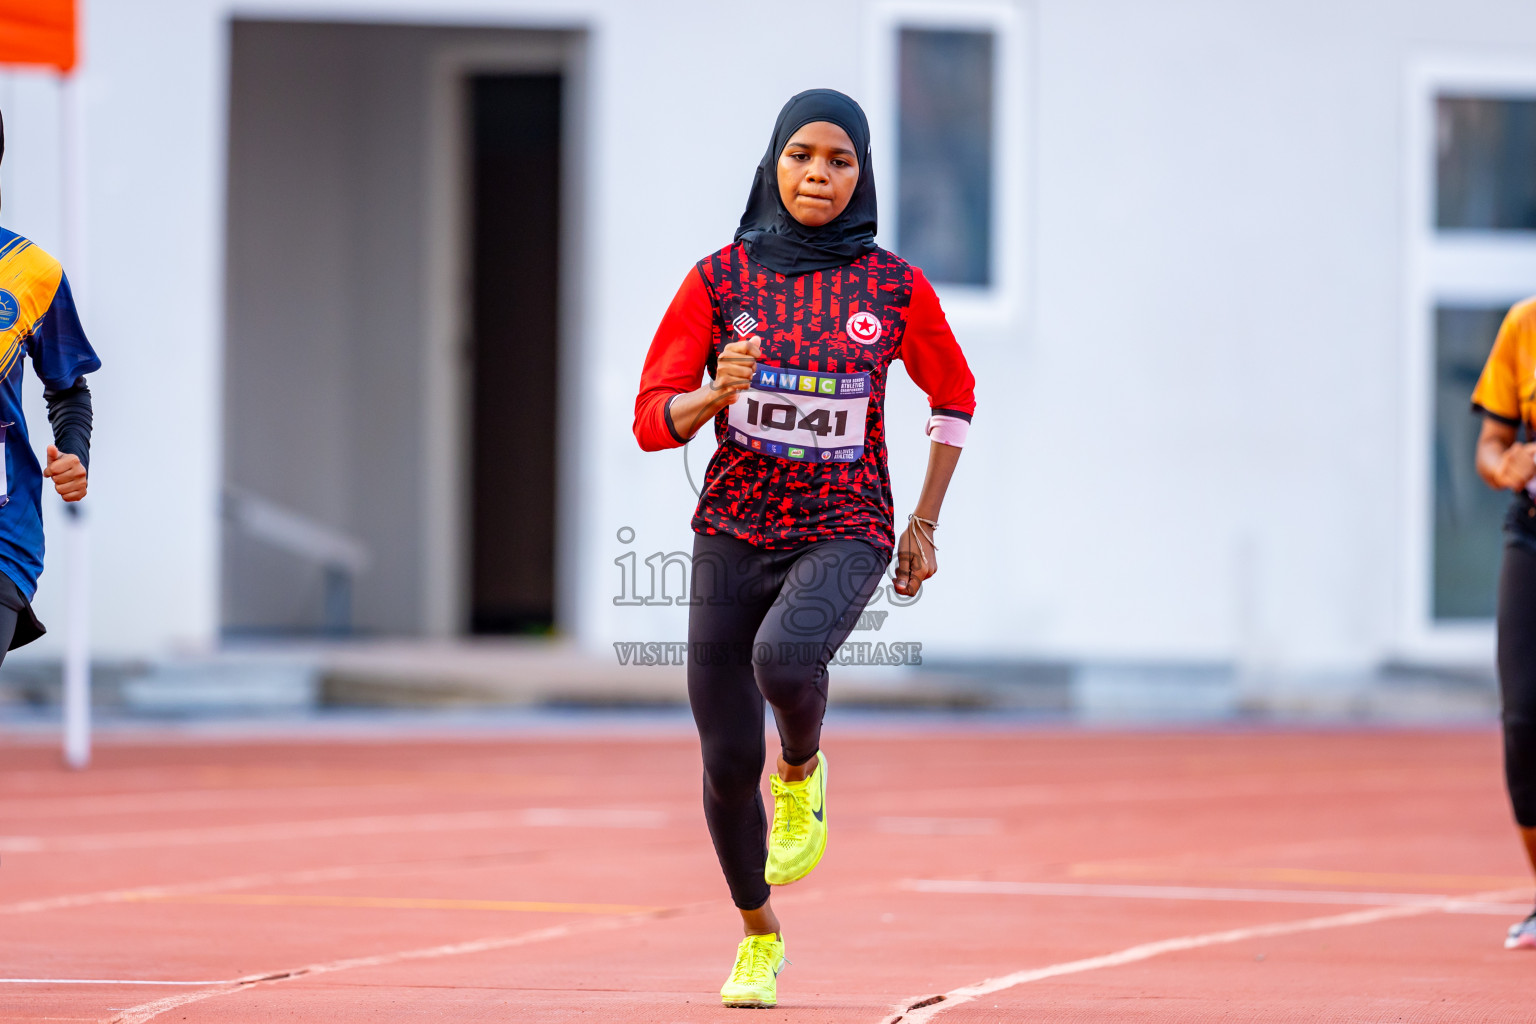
top-left (846, 310), bottom-right (882, 344)
top-left (0, 291), bottom-right (17, 332)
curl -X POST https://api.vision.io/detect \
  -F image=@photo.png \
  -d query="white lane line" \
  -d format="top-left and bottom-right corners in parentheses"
top-left (0, 784), bottom-right (440, 821)
top-left (875, 818), bottom-right (1000, 836)
top-left (0, 807), bottom-right (666, 854)
top-left (1444, 900), bottom-right (1533, 914)
top-left (0, 854), bottom-right (525, 916)
top-left (904, 878), bottom-right (1522, 911)
top-left (1, 865), bottom-right (394, 916)
top-left (878, 887), bottom-right (1527, 1024)
top-left (896, 769), bottom-right (1491, 811)
top-left (0, 980), bottom-right (231, 986)
top-left (103, 910), bottom-right (664, 1024)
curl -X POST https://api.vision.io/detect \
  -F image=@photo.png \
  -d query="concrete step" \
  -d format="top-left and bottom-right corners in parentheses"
top-left (0, 640), bottom-right (1501, 723)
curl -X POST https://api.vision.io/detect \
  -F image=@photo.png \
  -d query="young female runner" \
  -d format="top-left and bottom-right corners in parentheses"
top-left (633, 89), bottom-right (976, 1007)
top-left (1472, 295), bottom-right (1536, 949)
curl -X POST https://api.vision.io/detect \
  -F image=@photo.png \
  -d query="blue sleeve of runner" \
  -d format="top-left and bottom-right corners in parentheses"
top-left (27, 273), bottom-right (102, 389)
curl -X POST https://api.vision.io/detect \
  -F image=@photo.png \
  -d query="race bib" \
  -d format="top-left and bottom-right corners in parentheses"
top-left (727, 365), bottom-right (870, 464)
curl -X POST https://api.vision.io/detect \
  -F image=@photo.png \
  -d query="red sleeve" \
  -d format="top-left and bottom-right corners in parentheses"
top-left (900, 267), bottom-right (977, 444)
top-left (633, 268), bottom-right (717, 451)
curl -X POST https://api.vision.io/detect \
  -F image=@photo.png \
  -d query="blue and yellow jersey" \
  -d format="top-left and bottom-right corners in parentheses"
top-left (0, 227), bottom-right (101, 600)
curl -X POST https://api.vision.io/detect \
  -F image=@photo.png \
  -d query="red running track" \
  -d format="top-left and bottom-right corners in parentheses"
top-left (0, 727), bottom-right (1530, 1022)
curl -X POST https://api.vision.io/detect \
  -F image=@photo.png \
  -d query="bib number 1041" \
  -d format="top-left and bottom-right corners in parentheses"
top-left (744, 398), bottom-right (849, 438)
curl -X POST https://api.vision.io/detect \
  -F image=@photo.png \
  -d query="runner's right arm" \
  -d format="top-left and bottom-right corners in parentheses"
top-left (1477, 419), bottom-right (1536, 492)
top-left (1473, 300), bottom-right (1536, 492)
top-left (634, 268), bottom-right (756, 450)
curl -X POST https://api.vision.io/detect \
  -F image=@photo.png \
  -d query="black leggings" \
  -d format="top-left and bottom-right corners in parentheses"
top-left (1499, 542), bottom-right (1536, 827)
top-left (687, 532), bottom-right (884, 910)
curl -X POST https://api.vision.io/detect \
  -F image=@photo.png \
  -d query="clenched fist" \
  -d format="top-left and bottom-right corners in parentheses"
top-left (893, 517), bottom-right (938, 597)
top-left (711, 336), bottom-right (761, 406)
top-left (1495, 442), bottom-right (1536, 492)
top-left (43, 444), bottom-right (87, 502)
top-left (668, 336), bottom-right (762, 441)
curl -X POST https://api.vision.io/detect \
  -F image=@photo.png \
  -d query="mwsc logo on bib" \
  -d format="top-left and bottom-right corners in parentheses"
top-left (0, 291), bottom-right (18, 332)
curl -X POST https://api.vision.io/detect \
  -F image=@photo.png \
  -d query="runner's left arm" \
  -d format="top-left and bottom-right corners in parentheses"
top-left (901, 267), bottom-right (976, 448)
top-left (44, 378), bottom-right (92, 470)
top-left (893, 268), bottom-right (977, 595)
top-left (28, 273), bottom-right (101, 501)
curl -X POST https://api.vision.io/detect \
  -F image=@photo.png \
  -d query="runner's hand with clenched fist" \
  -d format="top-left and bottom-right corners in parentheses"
top-left (43, 444), bottom-right (87, 502)
top-left (668, 337), bottom-right (760, 440)
top-left (712, 336), bottom-right (761, 401)
top-left (893, 517), bottom-right (937, 597)
top-left (1477, 419), bottom-right (1536, 493)
top-left (1496, 442), bottom-right (1536, 492)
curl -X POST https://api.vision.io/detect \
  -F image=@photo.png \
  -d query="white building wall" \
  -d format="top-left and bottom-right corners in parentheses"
top-left (1022, 0), bottom-right (1536, 674)
top-left (0, 0), bottom-right (1530, 674)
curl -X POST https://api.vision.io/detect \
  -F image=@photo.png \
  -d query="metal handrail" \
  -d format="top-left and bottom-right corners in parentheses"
top-left (223, 486), bottom-right (370, 633)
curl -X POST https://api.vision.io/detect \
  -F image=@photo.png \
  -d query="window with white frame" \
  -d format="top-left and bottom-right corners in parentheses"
top-left (896, 28), bottom-right (995, 286)
top-left (1415, 80), bottom-right (1536, 625)
top-left (867, 1), bottom-right (1023, 312)
top-left (1436, 98), bottom-right (1536, 231)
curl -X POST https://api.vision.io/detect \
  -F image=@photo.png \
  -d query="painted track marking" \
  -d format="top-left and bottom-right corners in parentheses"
top-left (85, 881), bottom-right (871, 1022)
top-left (0, 807), bottom-right (666, 854)
top-left (896, 768), bottom-right (1491, 812)
top-left (878, 888), bottom-right (1527, 1024)
top-left (126, 893), bottom-right (657, 914)
top-left (874, 818), bottom-right (1000, 835)
top-left (1, 855), bottom-right (546, 916)
top-left (0, 784), bottom-right (491, 820)
top-left (102, 909), bottom-right (679, 1024)
top-left (1067, 861), bottom-right (1531, 890)
top-left (904, 878), bottom-right (1526, 911)
top-left (3, 865), bottom-right (409, 916)
top-left (0, 980), bottom-right (232, 987)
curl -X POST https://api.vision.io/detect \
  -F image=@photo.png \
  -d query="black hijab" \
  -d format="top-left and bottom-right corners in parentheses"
top-left (734, 89), bottom-right (878, 276)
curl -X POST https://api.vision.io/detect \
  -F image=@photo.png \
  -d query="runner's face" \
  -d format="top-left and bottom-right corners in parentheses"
top-left (777, 122), bottom-right (859, 228)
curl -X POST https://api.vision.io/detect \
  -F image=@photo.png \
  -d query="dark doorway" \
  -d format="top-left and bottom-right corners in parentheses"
top-left (468, 74), bottom-right (562, 634)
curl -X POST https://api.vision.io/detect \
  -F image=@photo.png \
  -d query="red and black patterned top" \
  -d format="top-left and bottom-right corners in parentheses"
top-left (634, 242), bottom-right (975, 559)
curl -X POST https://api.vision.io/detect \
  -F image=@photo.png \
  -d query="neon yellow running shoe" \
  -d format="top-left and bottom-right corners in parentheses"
top-left (720, 932), bottom-right (787, 1008)
top-left (764, 751), bottom-right (828, 886)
